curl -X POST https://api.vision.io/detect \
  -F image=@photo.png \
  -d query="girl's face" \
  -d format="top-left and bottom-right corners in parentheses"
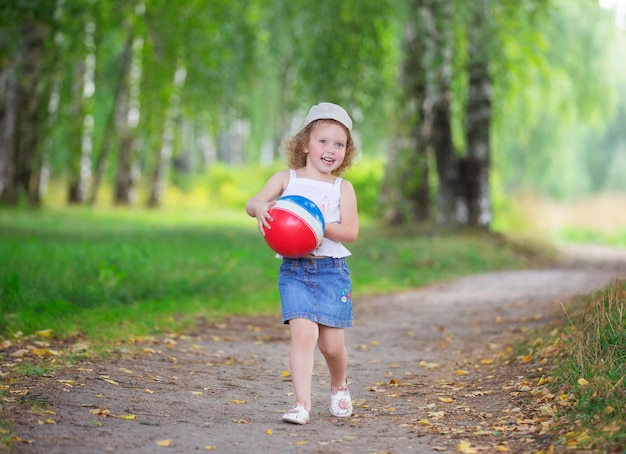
top-left (305, 121), bottom-right (348, 175)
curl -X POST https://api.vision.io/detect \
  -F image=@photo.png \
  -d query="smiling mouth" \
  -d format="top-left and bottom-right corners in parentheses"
top-left (322, 157), bottom-right (334, 164)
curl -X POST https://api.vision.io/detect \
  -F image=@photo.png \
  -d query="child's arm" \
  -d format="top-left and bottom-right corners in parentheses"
top-left (245, 170), bottom-right (289, 235)
top-left (324, 179), bottom-right (359, 244)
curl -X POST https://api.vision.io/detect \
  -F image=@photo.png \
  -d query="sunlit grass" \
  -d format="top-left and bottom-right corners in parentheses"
top-left (501, 193), bottom-right (626, 247)
top-left (555, 227), bottom-right (626, 247)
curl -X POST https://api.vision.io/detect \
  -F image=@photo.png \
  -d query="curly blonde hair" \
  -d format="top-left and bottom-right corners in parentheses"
top-left (281, 119), bottom-right (358, 176)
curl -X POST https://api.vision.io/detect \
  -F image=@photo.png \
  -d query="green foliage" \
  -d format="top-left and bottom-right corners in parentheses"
top-left (163, 158), bottom-right (386, 219)
top-left (4, 0), bottom-right (625, 213)
top-left (0, 206), bottom-right (544, 343)
top-left (493, 0), bottom-right (624, 199)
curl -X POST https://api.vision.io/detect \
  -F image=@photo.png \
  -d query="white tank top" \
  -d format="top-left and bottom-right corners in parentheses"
top-left (279, 169), bottom-right (351, 258)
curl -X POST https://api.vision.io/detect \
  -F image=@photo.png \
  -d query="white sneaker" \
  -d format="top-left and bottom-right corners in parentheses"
top-left (282, 404), bottom-right (310, 424)
top-left (330, 387), bottom-right (353, 417)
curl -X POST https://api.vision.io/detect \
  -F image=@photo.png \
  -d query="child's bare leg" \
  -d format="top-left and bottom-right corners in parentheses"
top-left (317, 325), bottom-right (348, 390)
top-left (288, 318), bottom-right (319, 410)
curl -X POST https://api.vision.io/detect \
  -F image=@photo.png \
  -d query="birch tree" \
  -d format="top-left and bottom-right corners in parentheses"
top-left (0, 1), bottom-right (55, 205)
top-left (67, 18), bottom-right (97, 204)
top-left (148, 65), bottom-right (186, 207)
top-left (114, 2), bottom-right (145, 206)
top-left (381, 0), bottom-right (432, 225)
top-left (461, 0), bottom-right (493, 228)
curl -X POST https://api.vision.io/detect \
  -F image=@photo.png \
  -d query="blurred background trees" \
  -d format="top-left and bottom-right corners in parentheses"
top-left (0, 0), bottom-right (624, 230)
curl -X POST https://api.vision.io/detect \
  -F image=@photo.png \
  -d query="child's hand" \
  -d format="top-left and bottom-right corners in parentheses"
top-left (254, 200), bottom-right (276, 236)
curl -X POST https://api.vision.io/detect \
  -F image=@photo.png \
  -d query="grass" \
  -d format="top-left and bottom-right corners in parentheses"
top-left (555, 227), bottom-right (626, 247)
top-left (550, 281), bottom-right (626, 452)
top-left (0, 206), bottom-right (547, 344)
top-left (506, 192), bottom-right (626, 248)
top-left (516, 281), bottom-right (626, 453)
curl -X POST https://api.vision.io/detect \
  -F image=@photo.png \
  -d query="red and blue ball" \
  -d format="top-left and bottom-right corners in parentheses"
top-left (264, 195), bottom-right (325, 257)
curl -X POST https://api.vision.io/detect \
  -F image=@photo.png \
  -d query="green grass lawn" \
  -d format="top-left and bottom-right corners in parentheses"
top-left (0, 207), bottom-right (548, 343)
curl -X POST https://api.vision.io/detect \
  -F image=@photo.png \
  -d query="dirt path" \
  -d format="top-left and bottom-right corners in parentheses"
top-left (3, 244), bottom-right (626, 454)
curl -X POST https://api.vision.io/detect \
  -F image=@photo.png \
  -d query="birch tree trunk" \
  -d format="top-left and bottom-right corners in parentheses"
top-left (0, 20), bottom-right (50, 206)
top-left (464, 0), bottom-right (493, 228)
top-left (67, 20), bottom-right (96, 204)
top-left (148, 66), bottom-right (187, 208)
top-left (114, 5), bottom-right (144, 206)
top-left (381, 0), bottom-right (432, 225)
top-left (430, 0), bottom-right (462, 227)
top-left (0, 67), bottom-right (18, 203)
top-left (88, 33), bottom-right (133, 205)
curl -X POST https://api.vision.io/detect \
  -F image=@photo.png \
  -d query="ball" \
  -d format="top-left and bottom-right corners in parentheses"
top-left (264, 195), bottom-right (325, 257)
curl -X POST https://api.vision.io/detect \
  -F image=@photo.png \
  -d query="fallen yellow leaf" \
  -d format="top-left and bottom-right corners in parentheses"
top-left (480, 358), bottom-right (494, 365)
top-left (419, 360), bottom-right (442, 370)
top-left (156, 439), bottom-right (174, 447)
top-left (438, 397), bottom-right (454, 403)
top-left (266, 429), bottom-right (273, 435)
top-left (204, 446), bottom-right (217, 451)
top-left (10, 435), bottom-right (33, 444)
top-left (10, 389), bottom-right (28, 395)
top-left (231, 399), bottom-right (247, 404)
top-left (456, 440), bottom-right (478, 453)
top-left (120, 414), bottom-right (136, 420)
top-left (0, 340), bottom-right (12, 350)
top-left (35, 329), bottom-right (53, 338)
top-left (456, 369), bottom-right (468, 375)
top-left (577, 378), bottom-right (589, 386)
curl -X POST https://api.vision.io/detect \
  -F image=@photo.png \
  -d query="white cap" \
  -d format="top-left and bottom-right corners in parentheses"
top-left (303, 102), bottom-right (352, 132)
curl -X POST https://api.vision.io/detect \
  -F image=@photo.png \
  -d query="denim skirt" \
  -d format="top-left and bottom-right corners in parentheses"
top-left (278, 257), bottom-right (353, 328)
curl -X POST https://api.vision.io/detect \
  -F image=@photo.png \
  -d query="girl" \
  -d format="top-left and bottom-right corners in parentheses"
top-left (245, 102), bottom-right (359, 424)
